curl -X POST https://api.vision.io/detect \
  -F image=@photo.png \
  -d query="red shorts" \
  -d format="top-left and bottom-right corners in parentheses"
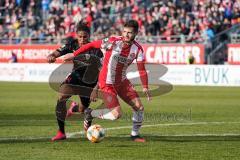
top-left (99, 79), bottom-right (139, 108)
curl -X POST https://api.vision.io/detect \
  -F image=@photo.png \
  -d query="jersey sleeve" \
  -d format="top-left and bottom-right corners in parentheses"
top-left (137, 61), bottom-right (148, 89)
top-left (56, 44), bottom-right (72, 56)
top-left (57, 37), bottom-right (79, 56)
top-left (136, 48), bottom-right (145, 62)
top-left (136, 47), bottom-right (148, 89)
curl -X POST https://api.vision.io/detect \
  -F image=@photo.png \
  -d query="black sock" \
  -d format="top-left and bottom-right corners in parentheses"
top-left (57, 119), bottom-right (65, 134)
top-left (56, 100), bottom-right (67, 134)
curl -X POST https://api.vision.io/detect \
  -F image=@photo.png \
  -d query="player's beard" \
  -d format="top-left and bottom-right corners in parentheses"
top-left (123, 36), bottom-right (135, 45)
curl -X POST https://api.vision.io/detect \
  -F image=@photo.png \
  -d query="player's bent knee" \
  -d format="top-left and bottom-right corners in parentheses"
top-left (131, 98), bottom-right (144, 111)
top-left (138, 106), bottom-right (144, 111)
top-left (134, 104), bottom-right (144, 111)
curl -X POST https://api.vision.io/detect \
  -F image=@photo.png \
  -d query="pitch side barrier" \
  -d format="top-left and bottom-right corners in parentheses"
top-left (1, 43), bottom-right (239, 64)
top-left (0, 63), bottom-right (239, 87)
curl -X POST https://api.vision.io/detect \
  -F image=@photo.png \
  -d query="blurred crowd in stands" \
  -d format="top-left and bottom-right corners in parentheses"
top-left (0, 0), bottom-right (240, 44)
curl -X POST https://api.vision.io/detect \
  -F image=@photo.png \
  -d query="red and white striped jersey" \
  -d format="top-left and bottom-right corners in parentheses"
top-left (99, 36), bottom-right (145, 86)
top-left (73, 36), bottom-right (148, 89)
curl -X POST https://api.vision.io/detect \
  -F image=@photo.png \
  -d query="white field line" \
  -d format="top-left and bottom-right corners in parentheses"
top-left (108, 133), bottom-right (240, 138)
top-left (0, 120), bottom-right (57, 122)
top-left (1, 121), bottom-right (240, 141)
top-left (66, 121), bottom-right (240, 138)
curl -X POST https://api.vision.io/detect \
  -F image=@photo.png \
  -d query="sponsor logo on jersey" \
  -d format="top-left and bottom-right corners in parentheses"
top-left (113, 55), bottom-right (132, 64)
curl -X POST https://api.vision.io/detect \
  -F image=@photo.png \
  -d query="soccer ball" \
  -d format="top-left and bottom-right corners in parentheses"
top-left (86, 124), bottom-right (105, 143)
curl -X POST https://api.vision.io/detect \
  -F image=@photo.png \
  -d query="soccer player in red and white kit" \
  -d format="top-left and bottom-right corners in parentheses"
top-left (64, 20), bottom-right (151, 142)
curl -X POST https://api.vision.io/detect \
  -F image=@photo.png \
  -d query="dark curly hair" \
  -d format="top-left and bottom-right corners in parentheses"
top-left (76, 20), bottom-right (90, 35)
top-left (124, 20), bottom-right (139, 33)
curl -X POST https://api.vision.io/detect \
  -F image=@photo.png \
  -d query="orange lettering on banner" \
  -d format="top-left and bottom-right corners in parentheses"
top-left (0, 44), bottom-right (204, 64)
top-left (228, 44), bottom-right (240, 64)
top-left (143, 44), bottom-right (204, 64)
top-left (0, 45), bottom-right (60, 63)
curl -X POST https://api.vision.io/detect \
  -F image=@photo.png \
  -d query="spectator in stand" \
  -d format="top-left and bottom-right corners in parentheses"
top-left (1, 0), bottom-right (240, 44)
top-left (42, 0), bottom-right (50, 20)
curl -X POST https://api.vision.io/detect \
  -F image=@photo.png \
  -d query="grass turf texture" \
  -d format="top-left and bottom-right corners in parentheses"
top-left (0, 82), bottom-right (240, 160)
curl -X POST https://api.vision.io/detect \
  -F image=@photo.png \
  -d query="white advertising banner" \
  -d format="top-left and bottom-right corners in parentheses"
top-left (0, 63), bottom-right (239, 86)
top-left (161, 65), bottom-right (240, 86)
top-left (0, 63), bottom-right (72, 82)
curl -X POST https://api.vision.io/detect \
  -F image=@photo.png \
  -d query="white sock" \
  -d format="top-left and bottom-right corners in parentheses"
top-left (91, 108), bottom-right (116, 120)
top-left (131, 130), bottom-right (139, 136)
top-left (131, 110), bottom-right (144, 136)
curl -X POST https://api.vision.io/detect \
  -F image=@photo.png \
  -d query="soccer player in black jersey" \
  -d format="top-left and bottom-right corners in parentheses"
top-left (47, 22), bottom-right (103, 141)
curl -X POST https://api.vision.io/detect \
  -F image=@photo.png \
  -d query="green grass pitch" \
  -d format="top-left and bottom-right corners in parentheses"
top-left (0, 82), bottom-right (240, 160)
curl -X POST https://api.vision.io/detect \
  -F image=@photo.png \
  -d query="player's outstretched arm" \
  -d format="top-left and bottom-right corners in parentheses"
top-left (137, 61), bottom-right (151, 101)
top-left (63, 40), bottom-right (102, 62)
top-left (73, 40), bottom-right (102, 56)
top-left (46, 51), bottom-right (61, 63)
